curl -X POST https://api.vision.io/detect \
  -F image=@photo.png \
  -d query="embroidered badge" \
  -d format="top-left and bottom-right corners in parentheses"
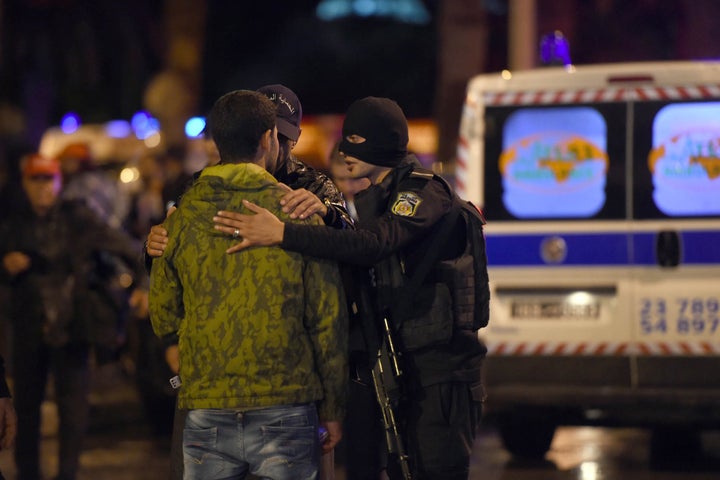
top-left (391, 192), bottom-right (422, 217)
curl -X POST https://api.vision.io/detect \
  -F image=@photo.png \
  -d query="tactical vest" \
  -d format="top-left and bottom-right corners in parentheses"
top-left (374, 167), bottom-right (491, 351)
top-left (429, 171), bottom-right (490, 331)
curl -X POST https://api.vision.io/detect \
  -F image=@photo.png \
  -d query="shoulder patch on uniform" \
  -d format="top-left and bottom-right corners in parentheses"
top-left (409, 170), bottom-right (434, 181)
top-left (391, 191), bottom-right (422, 217)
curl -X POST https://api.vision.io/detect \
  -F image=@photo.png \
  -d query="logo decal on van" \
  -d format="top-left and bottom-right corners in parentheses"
top-left (498, 107), bottom-right (609, 218)
top-left (648, 102), bottom-right (720, 216)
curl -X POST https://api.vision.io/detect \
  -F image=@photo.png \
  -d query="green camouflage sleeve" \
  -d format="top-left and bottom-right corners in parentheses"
top-left (302, 253), bottom-right (349, 421)
top-left (148, 215), bottom-right (184, 338)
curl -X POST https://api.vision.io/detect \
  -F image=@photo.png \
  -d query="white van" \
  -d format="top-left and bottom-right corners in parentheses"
top-left (456, 61), bottom-right (720, 457)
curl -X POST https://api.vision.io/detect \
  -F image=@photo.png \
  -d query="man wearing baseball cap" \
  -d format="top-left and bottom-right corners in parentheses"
top-left (20, 154), bottom-right (63, 216)
top-left (257, 84), bottom-right (302, 141)
top-left (256, 84), bottom-right (352, 229)
top-left (214, 96), bottom-right (488, 479)
top-left (22, 153), bottom-right (62, 177)
top-left (1, 153), bottom-right (149, 480)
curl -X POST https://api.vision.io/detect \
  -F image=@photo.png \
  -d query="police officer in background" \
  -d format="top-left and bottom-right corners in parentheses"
top-left (214, 96), bottom-right (488, 480)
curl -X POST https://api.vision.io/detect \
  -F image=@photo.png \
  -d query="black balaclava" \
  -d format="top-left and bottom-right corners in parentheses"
top-left (339, 97), bottom-right (408, 167)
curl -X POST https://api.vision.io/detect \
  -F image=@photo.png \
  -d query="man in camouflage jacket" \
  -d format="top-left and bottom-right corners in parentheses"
top-left (149, 90), bottom-right (348, 480)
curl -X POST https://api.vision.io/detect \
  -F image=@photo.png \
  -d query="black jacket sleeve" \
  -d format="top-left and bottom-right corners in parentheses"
top-left (280, 155), bottom-right (355, 230)
top-left (281, 172), bottom-right (452, 265)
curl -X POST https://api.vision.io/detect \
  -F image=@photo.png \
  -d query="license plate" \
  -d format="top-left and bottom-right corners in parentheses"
top-left (511, 301), bottom-right (601, 320)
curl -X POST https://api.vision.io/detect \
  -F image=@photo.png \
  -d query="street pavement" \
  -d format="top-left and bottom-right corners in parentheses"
top-left (0, 362), bottom-right (171, 480)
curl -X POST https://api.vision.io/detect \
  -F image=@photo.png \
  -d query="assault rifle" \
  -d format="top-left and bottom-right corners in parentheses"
top-left (371, 314), bottom-right (412, 480)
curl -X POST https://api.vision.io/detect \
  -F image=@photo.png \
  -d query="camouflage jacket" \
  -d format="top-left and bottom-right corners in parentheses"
top-left (149, 163), bottom-right (348, 420)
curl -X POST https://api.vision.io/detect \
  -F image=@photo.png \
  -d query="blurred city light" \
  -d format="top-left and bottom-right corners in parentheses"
top-left (106, 120), bottom-right (132, 138)
top-left (119, 166), bottom-right (140, 184)
top-left (143, 131), bottom-right (162, 148)
top-left (185, 116), bottom-right (206, 138)
top-left (131, 110), bottom-right (151, 131)
top-left (60, 112), bottom-right (81, 134)
top-left (579, 461), bottom-right (599, 480)
top-left (131, 110), bottom-right (161, 140)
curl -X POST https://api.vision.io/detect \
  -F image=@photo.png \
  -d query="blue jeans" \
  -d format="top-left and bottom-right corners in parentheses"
top-left (183, 403), bottom-right (320, 480)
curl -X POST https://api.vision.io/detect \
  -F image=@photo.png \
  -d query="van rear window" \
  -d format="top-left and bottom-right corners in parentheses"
top-left (633, 100), bottom-right (720, 219)
top-left (483, 103), bottom-right (627, 221)
top-left (484, 100), bottom-right (720, 221)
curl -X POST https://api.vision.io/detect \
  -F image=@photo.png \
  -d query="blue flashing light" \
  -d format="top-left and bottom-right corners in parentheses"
top-left (131, 111), bottom-right (152, 134)
top-left (185, 117), bottom-right (206, 138)
top-left (60, 112), bottom-right (80, 134)
top-left (106, 120), bottom-right (132, 138)
top-left (132, 112), bottom-right (160, 140)
top-left (540, 31), bottom-right (572, 66)
top-left (139, 117), bottom-right (160, 140)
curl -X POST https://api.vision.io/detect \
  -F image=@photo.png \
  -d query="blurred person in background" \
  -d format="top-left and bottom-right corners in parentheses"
top-left (159, 145), bottom-right (193, 212)
top-left (125, 153), bottom-right (166, 242)
top-left (0, 153), bottom-right (149, 480)
top-left (60, 142), bottom-right (143, 364)
top-left (58, 143), bottom-right (138, 361)
top-left (122, 152), bottom-right (177, 436)
top-left (0, 352), bottom-right (18, 480)
top-left (57, 142), bottom-right (131, 230)
top-left (0, 144), bottom-right (32, 224)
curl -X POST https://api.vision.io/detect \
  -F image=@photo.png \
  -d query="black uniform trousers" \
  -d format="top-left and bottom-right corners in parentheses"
top-left (345, 376), bottom-right (481, 480)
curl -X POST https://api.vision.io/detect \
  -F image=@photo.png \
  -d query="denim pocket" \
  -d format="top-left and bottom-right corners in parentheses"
top-left (183, 425), bottom-right (218, 459)
top-left (183, 410), bottom-right (220, 463)
top-left (183, 424), bottom-right (224, 480)
top-left (261, 424), bottom-right (315, 462)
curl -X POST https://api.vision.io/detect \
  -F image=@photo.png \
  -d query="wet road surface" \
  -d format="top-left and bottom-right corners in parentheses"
top-left (1, 363), bottom-right (719, 479)
top-left (471, 425), bottom-right (720, 480)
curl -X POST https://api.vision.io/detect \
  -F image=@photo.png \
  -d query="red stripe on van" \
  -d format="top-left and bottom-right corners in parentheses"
top-left (486, 342), bottom-right (720, 356)
top-left (480, 85), bottom-right (720, 106)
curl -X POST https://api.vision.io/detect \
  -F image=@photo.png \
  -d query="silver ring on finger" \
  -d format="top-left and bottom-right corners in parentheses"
top-left (233, 228), bottom-right (240, 239)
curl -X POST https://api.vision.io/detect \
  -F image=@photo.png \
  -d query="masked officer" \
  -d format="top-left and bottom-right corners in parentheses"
top-left (214, 97), bottom-right (488, 480)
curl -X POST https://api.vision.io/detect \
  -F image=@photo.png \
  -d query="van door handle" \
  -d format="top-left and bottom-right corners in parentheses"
top-left (656, 230), bottom-right (680, 267)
